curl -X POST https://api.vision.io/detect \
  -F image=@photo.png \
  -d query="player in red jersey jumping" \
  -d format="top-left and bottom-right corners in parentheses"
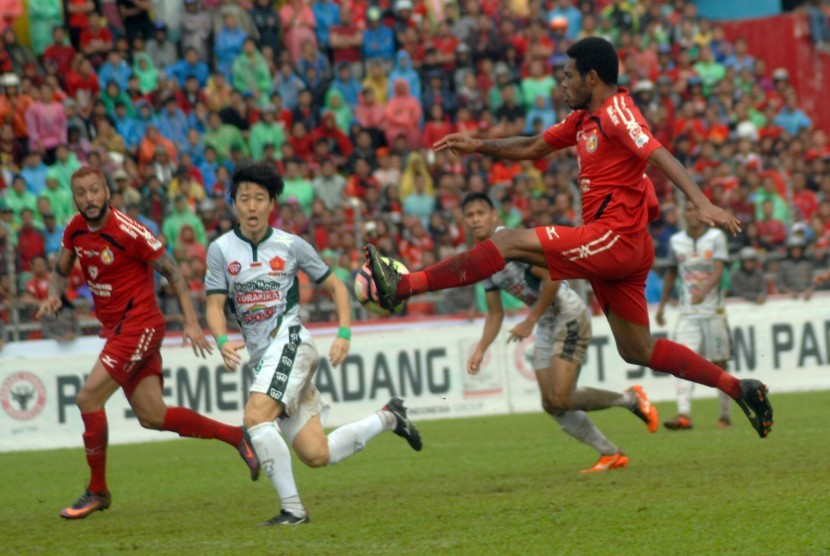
top-left (37, 167), bottom-right (260, 520)
top-left (365, 38), bottom-right (773, 438)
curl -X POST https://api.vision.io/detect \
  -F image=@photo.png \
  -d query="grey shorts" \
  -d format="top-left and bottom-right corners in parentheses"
top-left (532, 310), bottom-right (592, 370)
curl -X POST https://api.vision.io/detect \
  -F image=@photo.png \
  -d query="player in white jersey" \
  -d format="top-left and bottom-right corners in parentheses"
top-left (656, 203), bottom-right (732, 430)
top-left (461, 193), bottom-right (659, 473)
top-left (204, 163), bottom-right (421, 525)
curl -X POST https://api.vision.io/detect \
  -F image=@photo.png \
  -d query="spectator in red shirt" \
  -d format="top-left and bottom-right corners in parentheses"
top-left (17, 208), bottom-right (46, 272)
top-left (792, 171), bottom-right (819, 222)
top-left (22, 255), bottom-right (50, 302)
top-left (79, 12), bottom-right (113, 67)
top-left (756, 200), bottom-right (787, 249)
top-left (65, 57), bottom-right (100, 115)
top-left (43, 27), bottom-right (78, 78)
top-left (330, 6), bottom-right (364, 79)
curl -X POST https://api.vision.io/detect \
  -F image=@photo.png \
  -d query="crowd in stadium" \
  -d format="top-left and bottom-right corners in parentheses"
top-left (0, 0), bottom-right (829, 342)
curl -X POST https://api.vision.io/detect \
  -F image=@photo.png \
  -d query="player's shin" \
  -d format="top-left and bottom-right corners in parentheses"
top-left (398, 239), bottom-right (506, 297)
top-left (326, 413), bottom-right (389, 465)
top-left (248, 422), bottom-right (305, 517)
top-left (554, 411), bottom-right (619, 456)
top-left (161, 407), bottom-right (242, 446)
top-left (649, 338), bottom-right (742, 400)
top-left (81, 410), bottom-right (109, 494)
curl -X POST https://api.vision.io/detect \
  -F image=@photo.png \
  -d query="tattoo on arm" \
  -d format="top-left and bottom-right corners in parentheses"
top-left (151, 251), bottom-right (188, 297)
top-left (48, 247), bottom-right (75, 297)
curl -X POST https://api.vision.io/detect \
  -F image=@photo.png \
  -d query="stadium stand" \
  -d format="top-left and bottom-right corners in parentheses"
top-left (1, 0), bottom-right (829, 342)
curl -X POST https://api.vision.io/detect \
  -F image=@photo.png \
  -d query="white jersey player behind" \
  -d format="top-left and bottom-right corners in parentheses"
top-left (462, 193), bottom-right (659, 474)
top-left (205, 163), bottom-right (421, 526)
top-left (656, 203), bottom-right (732, 430)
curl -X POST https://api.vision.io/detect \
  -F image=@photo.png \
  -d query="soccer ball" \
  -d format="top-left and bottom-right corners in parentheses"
top-left (354, 257), bottom-right (408, 316)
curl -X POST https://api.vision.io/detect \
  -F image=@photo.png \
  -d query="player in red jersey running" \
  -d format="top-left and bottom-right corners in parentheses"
top-left (365, 38), bottom-right (773, 438)
top-left (37, 167), bottom-right (260, 520)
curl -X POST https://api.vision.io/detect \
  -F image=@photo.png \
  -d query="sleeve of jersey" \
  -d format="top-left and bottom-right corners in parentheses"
top-left (61, 219), bottom-right (75, 251)
top-left (713, 231), bottom-right (729, 262)
top-left (293, 237), bottom-right (331, 284)
top-left (120, 217), bottom-right (165, 263)
top-left (605, 94), bottom-right (662, 161)
top-left (541, 112), bottom-right (579, 150)
top-left (205, 243), bottom-right (229, 294)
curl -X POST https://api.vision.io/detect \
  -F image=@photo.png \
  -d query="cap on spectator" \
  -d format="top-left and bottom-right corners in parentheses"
top-left (658, 44), bottom-right (672, 54)
top-left (633, 80), bottom-right (654, 94)
top-left (549, 16), bottom-right (568, 30)
top-left (457, 43), bottom-right (470, 54)
top-left (739, 247), bottom-right (760, 260)
top-left (199, 199), bottom-right (216, 212)
top-left (113, 169), bottom-right (129, 181)
top-left (155, 21), bottom-right (167, 31)
top-left (376, 147), bottom-right (391, 157)
top-left (772, 67), bottom-right (789, 81)
top-left (395, 0), bottom-right (413, 12)
top-left (368, 6), bottom-right (382, 20)
top-left (494, 62), bottom-right (510, 76)
top-left (0, 73), bottom-right (20, 87)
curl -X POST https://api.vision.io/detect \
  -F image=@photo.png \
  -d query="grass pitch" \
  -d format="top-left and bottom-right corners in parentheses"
top-left (2, 391), bottom-right (829, 555)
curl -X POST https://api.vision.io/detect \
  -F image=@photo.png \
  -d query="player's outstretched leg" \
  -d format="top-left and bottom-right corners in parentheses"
top-left (552, 411), bottom-right (628, 473)
top-left (626, 385), bottom-right (660, 433)
top-left (238, 427), bottom-right (261, 481)
top-left (60, 490), bottom-right (112, 520)
top-left (383, 397), bottom-right (422, 451)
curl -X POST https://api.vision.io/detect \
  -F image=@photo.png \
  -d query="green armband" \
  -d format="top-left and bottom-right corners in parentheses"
top-left (216, 335), bottom-right (229, 349)
top-left (337, 327), bottom-right (351, 341)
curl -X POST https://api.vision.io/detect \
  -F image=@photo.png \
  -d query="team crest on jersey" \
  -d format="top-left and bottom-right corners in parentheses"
top-left (269, 256), bottom-right (285, 271)
top-left (89, 265), bottom-right (98, 279)
top-left (586, 133), bottom-right (598, 152)
top-left (228, 261), bottom-right (242, 275)
top-left (100, 247), bottom-right (114, 265)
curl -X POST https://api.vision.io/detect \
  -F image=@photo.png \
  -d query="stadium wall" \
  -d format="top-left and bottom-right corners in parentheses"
top-left (2, 296), bottom-right (830, 452)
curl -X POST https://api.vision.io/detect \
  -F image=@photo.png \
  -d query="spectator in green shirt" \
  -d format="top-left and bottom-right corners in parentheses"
top-left (232, 38), bottom-right (272, 101)
top-left (692, 46), bottom-right (726, 97)
top-left (520, 59), bottom-right (557, 110)
top-left (281, 159), bottom-right (315, 216)
top-left (248, 105), bottom-right (285, 161)
top-left (203, 112), bottom-right (249, 163)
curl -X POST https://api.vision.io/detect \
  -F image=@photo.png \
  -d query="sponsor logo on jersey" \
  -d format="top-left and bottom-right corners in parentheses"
top-left (236, 290), bottom-right (280, 304)
top-left (74, 246), bottom-right (100, 258)
top-left (89, 281), bottom-right (113, 297)
top-left (88, 265), bottom-right (98, 279)
top-left (269, 256), bottom-right (286, 271)
top-left (250, 262), bottom-right (262, 268)
top-left (1, 371), bottom-right (46, 421)
top-left (100, 247), bottom-right (114, 265)
top-left (586, 132), bottom-right (598, 152)
top-left (228, 261), bottom-right (242, 275)
top-left (235, 279), bottom-right (280, 294)
top-left (241, 304), bottom-right (277, 324)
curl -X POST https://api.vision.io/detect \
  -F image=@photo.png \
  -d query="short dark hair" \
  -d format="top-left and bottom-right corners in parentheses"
top-left (230, 162), bottom-right (284, 201)
top-left (461, 192), bottom-right (494, 211)
top-left (566, 37), bottom-right (618, 85)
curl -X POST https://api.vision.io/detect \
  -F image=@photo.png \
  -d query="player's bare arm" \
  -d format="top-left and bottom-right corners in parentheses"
top-left (648, 147), bottom-right (741, 235)
top-left (509, 267), bottom-right (560, 343)
top-left (318, 273), bottom-right (351, 368)
top-left (205, 292), bottom-right (245, 371)
top-left (37, 246), bottom-right (76, 318)
top-left (151, 250), bottom-right (213, 358)
top-left (655, 266), bottom-right (678, 327)
top-left (468, 290), bottom-right (504, 375)
top-left (691, 260), bottom-right (725, 305)
top-left (434, 133), bottom-right (554, 161)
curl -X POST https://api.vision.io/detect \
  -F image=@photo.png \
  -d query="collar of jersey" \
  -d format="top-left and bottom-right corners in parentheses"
top-left (233, 225), bottom-right (273, 247)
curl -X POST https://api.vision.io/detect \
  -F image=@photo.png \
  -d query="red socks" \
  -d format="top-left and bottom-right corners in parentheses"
top-left (649, 338), bottom-right (742, 400)
top-left (81, 410), bottom-right (108, 494)
top-left (397, 239), bottom-right (506, 298)
top-left (162, 407), bottom-right (242, 446)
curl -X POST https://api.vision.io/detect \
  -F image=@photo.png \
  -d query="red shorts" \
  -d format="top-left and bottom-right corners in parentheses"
top-left (535, 222), bottom-right (654, 326)
top-left (99, 327), bottom-right (164, 399)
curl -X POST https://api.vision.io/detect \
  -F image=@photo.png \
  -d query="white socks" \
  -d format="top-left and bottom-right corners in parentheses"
top-left (248, 422), bottom-right (305, 517)
top-left (554, 411), bottom-right (619, 456)
top-left (326, 413), bottom-right (388, 465)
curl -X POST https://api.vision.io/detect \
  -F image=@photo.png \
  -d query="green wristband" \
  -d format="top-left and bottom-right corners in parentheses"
top-left (216, 335), bottom-right (229, 349)
top-left (337, 327), bottom-right (351, 341)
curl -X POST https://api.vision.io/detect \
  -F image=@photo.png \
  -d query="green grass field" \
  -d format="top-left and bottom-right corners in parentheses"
top-left (2, 391), bottom-right (829, 555)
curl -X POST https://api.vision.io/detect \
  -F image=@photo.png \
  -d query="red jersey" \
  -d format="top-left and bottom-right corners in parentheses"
top-left (542, 89), bottom-right (662, 234)
top-left (62, 208), bottom-right (165, 337)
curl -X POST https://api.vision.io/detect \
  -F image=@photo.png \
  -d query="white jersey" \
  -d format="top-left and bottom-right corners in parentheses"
top-left (480, 258), bottom-right (585, 326)
top-left (205, 227), bottom-right (330, 366)
top-left (668, 228), bottom-right (728, 317)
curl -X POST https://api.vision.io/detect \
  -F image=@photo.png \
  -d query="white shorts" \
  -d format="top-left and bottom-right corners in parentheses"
top-left (250, 324), bottom-right (329, 444)
top-left (532, 310), bottom-right (592, 370)
top-left (673, 315), bottom-right (732, 362)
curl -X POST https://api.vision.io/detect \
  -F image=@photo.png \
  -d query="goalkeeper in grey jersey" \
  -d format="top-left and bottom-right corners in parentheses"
top-left (205, 163), bottom-right (421, 526)
top-left (462, 193), bottom-right (658, 473)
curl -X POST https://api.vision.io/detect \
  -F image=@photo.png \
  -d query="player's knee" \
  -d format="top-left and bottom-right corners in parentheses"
top-left (542, 394), bottom-right (569, 416)
top-left (75, 387), bottom-right (102, 413)
top-left (297, 443), bottom-right (330, 468)
top-left (617, 344), bottom-right (650, 366)
top-left (136, 413), bottom-right (164, 430)
top-left (490, 228), bottom-right (520, 258)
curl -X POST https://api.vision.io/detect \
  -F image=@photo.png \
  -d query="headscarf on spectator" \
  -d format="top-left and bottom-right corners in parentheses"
top-left (354, 88), bottom-right (385, 130)
top-left (279, 0), bottom-right (317, 64)
top-left (139, 125), bottom-right (177, 169)
top-left (362, 59), bottom-right (389, 105)
top-left (100, 80), bottom-right (135, 118)
top-left (322, 88), bottom-right (353, 133)
top-left (388, 51), bottom-right (420, 102)
top-left (176, 222), bottom-right (207, 263)
top-left (133, 53), bottom-right (159, 94)
top-left (313, 111), bottom-right (353, 158)
top-left (384, 79), bottom-right (423, 150)
top-left (400, 151), bottom-right (434, 199)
